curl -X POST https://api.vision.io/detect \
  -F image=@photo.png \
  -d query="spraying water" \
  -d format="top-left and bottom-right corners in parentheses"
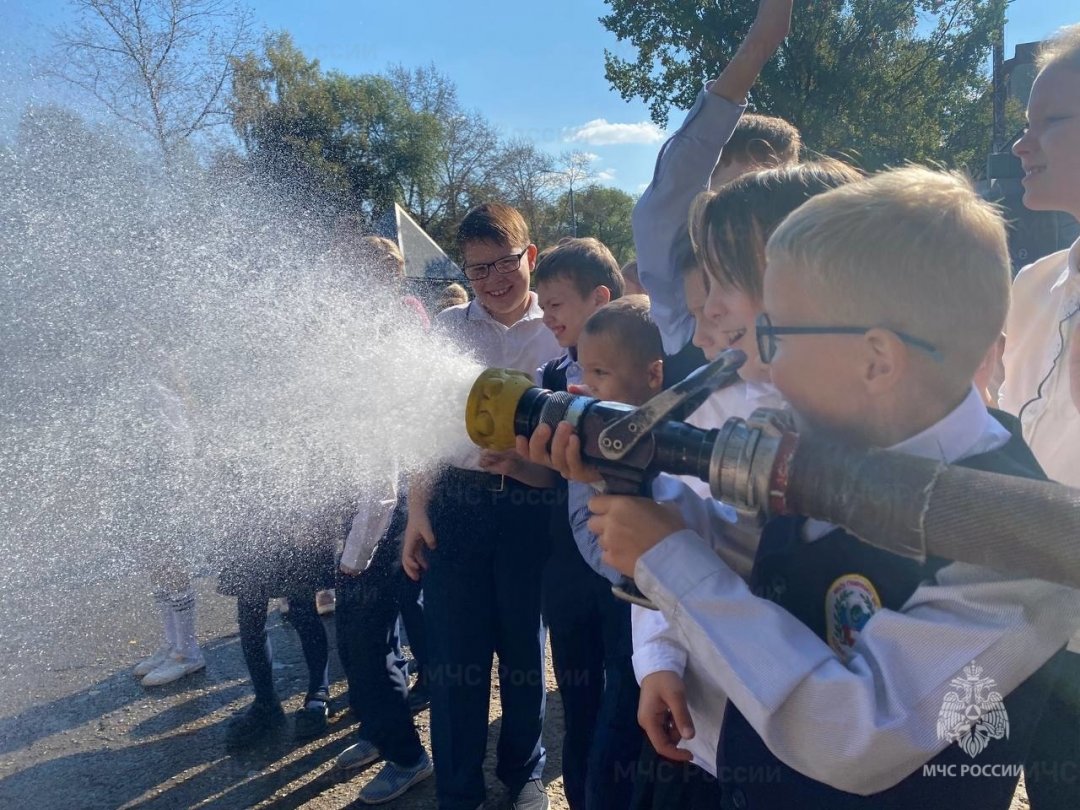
top-left (0, 106), bottom-right (481, 603)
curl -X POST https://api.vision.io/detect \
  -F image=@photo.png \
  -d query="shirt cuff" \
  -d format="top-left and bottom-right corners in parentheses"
top-left (632, 638), bottom-right (688, 683)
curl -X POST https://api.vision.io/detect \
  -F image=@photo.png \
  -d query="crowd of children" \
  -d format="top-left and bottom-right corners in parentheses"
top-left (131, 2), bottom-right (1080, 808)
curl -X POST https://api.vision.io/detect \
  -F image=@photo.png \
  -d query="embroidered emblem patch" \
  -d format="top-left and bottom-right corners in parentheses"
top-left (825, 574), bottom-right (881, 659)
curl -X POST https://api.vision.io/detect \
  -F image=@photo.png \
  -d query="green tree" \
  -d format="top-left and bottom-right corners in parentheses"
top-left (387, 65), bottom-right (504, 247)
top-left (229, 33), bottom-right (442, 217)
top-left (601, 0), bottom-right (1010, 171)
top-left (563, 186), bottom-right (637, 265)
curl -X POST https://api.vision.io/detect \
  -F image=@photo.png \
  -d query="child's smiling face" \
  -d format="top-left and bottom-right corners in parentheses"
top-left (462, 240), bottom-right (534, 323)
top-left (701, 273), bottom-right (769, 383)
top-left (537, 276), bottom-right (608, 349)
top-left (1013, 64), bottom-right (1080, 219)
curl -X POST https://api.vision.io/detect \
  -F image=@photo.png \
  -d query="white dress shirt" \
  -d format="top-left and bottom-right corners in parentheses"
top-left (631, 379), bottom-right (783, 773)
top-left (635, 386), bottom-right (1080, 794)
top-left (999, 237), bottom-right (1080, 487)
top-left (435, 293), bottom-right (560, 471)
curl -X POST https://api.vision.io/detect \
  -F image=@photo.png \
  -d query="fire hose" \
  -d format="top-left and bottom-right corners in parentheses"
top-left (464, 351), bottom-right (1080, 601)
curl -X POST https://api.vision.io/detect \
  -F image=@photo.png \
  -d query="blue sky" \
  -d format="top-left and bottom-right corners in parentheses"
top-left (2, 0), bottom-right (1076, 193)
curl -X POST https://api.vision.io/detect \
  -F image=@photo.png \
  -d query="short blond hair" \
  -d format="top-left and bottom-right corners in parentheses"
top-left (362, 235), bottom-right (406, 281)
top-left (1036, 23), bottom-right (1080, 72)
top-left (765, 166), bottom-right (1010, 382)
top-left (436, 282), bottom-right (469, 312)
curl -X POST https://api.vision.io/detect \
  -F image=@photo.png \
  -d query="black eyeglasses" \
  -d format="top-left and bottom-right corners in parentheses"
top-left (462, 247), bottom-right (529, 281)
top-left (755, 312), bottom-right (942, 364)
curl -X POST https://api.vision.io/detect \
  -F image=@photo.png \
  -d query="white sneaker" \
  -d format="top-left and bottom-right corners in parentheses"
top-left (316, 589), bottom-right (336, 616)
top-left (141, 651), bottom-right (206, 686)
top-left (133, 644), bottom-right (174, 677)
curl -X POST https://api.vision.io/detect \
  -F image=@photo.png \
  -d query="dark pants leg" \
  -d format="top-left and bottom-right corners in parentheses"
top-left (400, 575), bottom-right (428, 684)
top-left (280, 586), bottom-right (329, 698)
top-left (1025, 649), bottom-right (1080, 809)
top-left (630, 741), bottom-right (722, 810)
top-left (492, 489), bottom-right (551, 795)
top-left (237, 591), bottom-right (278, 706)
top-left (425, 477), bottom-right (551, 810)
top-left (587, 582), bottom-right (642, 810)
top-left (335, 525), bottom-right (424, 766)
top-left (544, 547), bottom-right (604, 810)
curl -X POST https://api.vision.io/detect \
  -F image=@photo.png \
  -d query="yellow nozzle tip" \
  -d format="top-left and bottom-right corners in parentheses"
top-left (466, 368), bottom-right (534, 451)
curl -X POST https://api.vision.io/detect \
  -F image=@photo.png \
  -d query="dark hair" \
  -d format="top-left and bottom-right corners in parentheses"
top-left (583, 294), bottom-right (662, 366)
top-left (715, 114), bottom-right (801, 172)
top-left (690, 160), bottom-right (864, 301)
top-left (455, 203), bottom-right (530, 253)
top-left (534, 237), bottom-right (625, 300)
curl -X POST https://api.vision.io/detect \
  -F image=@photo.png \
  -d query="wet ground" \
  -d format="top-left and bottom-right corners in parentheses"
top-left (0, 575), bottom-right (567, 810)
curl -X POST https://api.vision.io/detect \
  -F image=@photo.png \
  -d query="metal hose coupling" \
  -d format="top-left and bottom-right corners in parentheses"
top-left (707, 408), bottom-right (800, 519)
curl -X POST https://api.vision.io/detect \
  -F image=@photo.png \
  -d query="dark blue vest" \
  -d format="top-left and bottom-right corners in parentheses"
top-left (715, 411), bottom-right (1066, 810)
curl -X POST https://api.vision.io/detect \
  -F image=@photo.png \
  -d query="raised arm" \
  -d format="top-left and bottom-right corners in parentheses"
top-left (633, 0), bottom-right (792, 354)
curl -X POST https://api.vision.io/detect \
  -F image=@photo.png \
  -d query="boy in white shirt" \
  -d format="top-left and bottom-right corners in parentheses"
top-left (402, 203), bottom-right (559, 810)
top-left (590, 167), bottom-right (1080, 808)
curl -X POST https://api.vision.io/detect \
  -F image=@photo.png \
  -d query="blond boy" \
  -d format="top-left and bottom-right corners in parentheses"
top-left (590, 167), bottom-right (1080, 808)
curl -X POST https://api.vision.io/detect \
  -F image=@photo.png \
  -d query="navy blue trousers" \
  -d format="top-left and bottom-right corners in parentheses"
top-left (1025, 649), bottom-right (1080, 810)
top-left (423, 471), bottom-right (553, 810)
top-left (335, 504), bottom-right (425, 766)
top-left (544, 519), bottom-right (642, 810)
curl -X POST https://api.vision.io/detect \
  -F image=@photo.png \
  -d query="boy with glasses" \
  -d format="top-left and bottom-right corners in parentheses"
top-left (402, 203), bottom-right (559, 810)
top-left (589, 167), bottom-right (1080, 808)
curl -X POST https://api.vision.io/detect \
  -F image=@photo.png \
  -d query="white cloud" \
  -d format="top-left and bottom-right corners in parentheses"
top-left (564, 118), bottom-right (666, 146)
top-left (593, 168), bottom-right (617, 183)
top-left (580, 151), bottom-right (601, 163)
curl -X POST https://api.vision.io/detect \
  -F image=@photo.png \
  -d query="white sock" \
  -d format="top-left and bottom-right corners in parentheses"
top-left (155, 590), bottom-right (178, 649)
top-left (167, 588), bottom-right (200, 659)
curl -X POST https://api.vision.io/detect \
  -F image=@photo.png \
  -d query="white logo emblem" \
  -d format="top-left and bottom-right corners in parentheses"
top-left (936, 661), bottom-right (1010, 758)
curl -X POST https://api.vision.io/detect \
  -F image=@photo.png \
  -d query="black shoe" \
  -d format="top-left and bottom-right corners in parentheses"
top-left (226, 700), bottom-right (286, 750)
top-left (511, 779), bottom-right (549, 810)
top-left (294, 691), bottom-right (329, 740)
top-left (406, 683), bottom-right (430, 714)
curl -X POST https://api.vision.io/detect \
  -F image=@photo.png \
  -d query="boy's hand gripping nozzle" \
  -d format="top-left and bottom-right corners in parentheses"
top-left (464, 350), bottom-right (803, 608)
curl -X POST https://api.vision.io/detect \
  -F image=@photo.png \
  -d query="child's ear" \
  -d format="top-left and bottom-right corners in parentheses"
top-left (862, 328), bottom-right (905, 393)
top-left (593, 285), bottom-right (612, 307)
top-left (647, 359), bottom-right (664, 392)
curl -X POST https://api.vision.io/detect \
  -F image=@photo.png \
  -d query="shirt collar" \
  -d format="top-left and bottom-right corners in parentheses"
top-left (888, 385), bottom-right (1007, 463)
top-left (466, 291), bottom-right (545, 325)
top-left (557, 346), bottom-right (579, 370)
